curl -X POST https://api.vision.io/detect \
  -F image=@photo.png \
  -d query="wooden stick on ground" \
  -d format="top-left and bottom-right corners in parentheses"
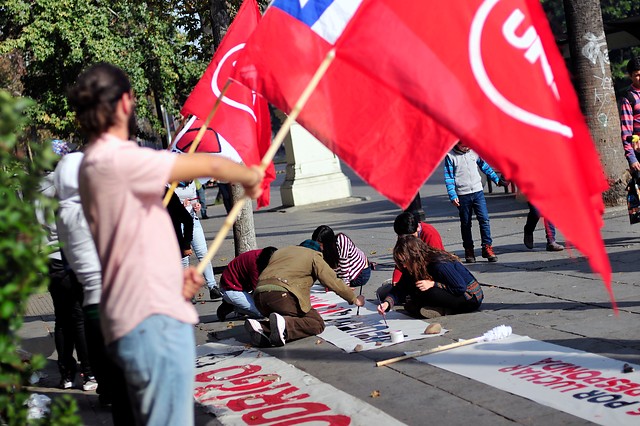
top-left (376, 325), bottom-right (513, 367)
top-left (195, 49), bottom-right (337, 275)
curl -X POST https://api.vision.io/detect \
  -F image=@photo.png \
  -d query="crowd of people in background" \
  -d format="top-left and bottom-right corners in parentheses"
top-left (36, 55), bottom-right (640, 424)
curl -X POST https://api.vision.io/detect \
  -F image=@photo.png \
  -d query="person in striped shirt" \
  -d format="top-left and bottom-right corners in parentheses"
top-left (312, 225), bottom-right (371, 287)
top-left (620, 57), bottom-right (640, 172)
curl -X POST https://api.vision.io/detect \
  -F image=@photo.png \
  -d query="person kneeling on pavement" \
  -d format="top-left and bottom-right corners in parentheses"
top-left (217, 247), bottom-right (278, 321)
top-left (244, 240), bottom-right (365, 347)
top-left (377, 235), bottom-right (483, 319)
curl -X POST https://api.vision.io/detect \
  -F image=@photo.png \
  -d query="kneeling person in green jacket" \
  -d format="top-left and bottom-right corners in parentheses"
top-left (245, 240), bottom-right (365, 347)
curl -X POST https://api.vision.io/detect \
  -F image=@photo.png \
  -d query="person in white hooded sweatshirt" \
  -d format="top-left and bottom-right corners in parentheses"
top-left (54, 151), bottom-right (134, 423)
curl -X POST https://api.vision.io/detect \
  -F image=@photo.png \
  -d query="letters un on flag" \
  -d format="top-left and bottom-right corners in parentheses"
top-left (181, 0), bottom-right (274, 208)
top-left (236, 0), bottom-right (614, 301)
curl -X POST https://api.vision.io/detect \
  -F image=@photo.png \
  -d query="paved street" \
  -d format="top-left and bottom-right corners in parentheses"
top-left (20, 160), bottom-right (640, 425)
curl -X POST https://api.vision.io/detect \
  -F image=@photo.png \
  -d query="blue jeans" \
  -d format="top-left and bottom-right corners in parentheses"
top-left (182, 218), bottom-right (217, 289)
top-left (349, 265), bottom-right (371, 287)
top-left (221, 289), bottom-right (263, 318)
top-left (457, 191), bottom-right (492, 249)
top-left (108, 315), bottom-right (195, 426)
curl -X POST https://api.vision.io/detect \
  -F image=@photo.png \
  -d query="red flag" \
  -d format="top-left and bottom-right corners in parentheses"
top-left (236, 0), bottom-right (614, 303)
top-left (181, 0), bottom-right (274, 208)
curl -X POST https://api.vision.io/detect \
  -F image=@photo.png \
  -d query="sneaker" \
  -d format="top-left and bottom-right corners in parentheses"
top-left (217, 301), bottom-right (235, 321)
top-left (59, 377), bottom-right (74, 390)
top-left (209, 287), bottom-right (223, 300)
top-left (482, 245), bottom-right (498, 262)
top-left (419, 306), bottom-right (446, 319)
top-left (244, 319), bottom-right (271, 347)
top-left (546, 241), bottom-right (564, 252)
top-left (82, 375), bottom-right (98, 391)
top-left (524, 233), bottom-right (534, 249)
top-left (269, 312), bottom-right (287, 347)
top-left (464, 248), bottom-right (476, 263)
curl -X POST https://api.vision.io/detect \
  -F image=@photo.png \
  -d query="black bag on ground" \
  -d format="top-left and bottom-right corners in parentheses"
top-left (627, 174), bottom-right (640, 224)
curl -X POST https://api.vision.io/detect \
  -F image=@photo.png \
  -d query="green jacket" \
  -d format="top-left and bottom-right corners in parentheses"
top-left (256, 246), bottom-right (357, 312)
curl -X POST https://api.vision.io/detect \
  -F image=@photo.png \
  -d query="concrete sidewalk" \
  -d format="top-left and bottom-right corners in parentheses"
top-left (20, 162), bottom-right (640, 425)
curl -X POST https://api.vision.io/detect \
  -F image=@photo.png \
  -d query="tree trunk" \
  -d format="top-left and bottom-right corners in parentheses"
top-left (209, 0), bottom-right (231, 51)
top-left (231, 183), bottom-right (257, 256)
top-left (563, 0), bottom-right (629, 206)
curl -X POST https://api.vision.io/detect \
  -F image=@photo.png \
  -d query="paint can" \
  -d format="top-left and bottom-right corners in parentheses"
top-left (390, 330), bottom-right (405, 344)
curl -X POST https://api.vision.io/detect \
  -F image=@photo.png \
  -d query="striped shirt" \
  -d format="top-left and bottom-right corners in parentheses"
top-left (335, 233), bottom-right (367, 285)
top-left (620, 88), bottom-right (640, 165)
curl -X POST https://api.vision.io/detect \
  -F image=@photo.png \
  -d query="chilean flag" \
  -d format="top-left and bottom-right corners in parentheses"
top-left (235, 0), bottom-right (614, 304)
top-left (181, 0), bottom-right (274, 208)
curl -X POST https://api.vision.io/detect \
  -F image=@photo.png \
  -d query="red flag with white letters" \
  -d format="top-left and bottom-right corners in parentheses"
top-left (182, 0), bottom-right (273, 208)
top-left (235, 0), bottom-right (614, 304)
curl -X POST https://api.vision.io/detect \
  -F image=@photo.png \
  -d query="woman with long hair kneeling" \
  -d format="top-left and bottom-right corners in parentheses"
top-left (377, 235), bottom-right (483, 319)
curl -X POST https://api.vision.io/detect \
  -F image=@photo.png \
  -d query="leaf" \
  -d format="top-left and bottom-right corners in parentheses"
top-left (370, 390), bottom-right (381, 398)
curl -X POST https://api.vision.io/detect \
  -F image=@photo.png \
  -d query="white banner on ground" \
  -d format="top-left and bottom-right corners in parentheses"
top-left (310, 287), bottom-right (447, 353)
top-left (418, 334), bottom-right (640, 426)
top-left (194, 340), bottom-right (406, 425)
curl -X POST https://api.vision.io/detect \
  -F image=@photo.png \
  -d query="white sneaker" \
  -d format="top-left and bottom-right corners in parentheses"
top-left (82, 375), bottom-right (98, 391)
top-left (244, 319), bottom-right (270, 347)
top-left (269, 313), bottom-right (286, 347)
top-left (60, 378), bottom-right (73, 389)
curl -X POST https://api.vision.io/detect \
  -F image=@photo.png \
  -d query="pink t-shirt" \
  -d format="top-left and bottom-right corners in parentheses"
top-left (79, 133), bottom-right (198, 344)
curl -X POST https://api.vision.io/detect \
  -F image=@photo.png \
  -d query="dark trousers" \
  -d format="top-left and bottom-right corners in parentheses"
top-left (457, 191), bottom-right (492, 249)
top-left (83, 304), bottom-right (135, 424)
top-left (48, 259), bottom-right (91, 379)
top-left (414, 287), bottom-right (479, 314)
top-left (254, 292), bottom-right (325, 341)
top-left (524, 203), bottom-right (556, 243)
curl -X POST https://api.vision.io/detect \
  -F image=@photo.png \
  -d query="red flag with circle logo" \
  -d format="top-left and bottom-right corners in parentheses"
top-left (181, 0), bottom-right (273, 208)
top-left (235, 0), bottom-right (614, 304)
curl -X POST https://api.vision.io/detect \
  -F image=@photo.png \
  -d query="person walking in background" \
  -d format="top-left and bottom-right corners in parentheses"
top-left (175, 180), bottom-right (223, 300)
top-left (69, 62), bottom-right (263, 425)
top-left (620, 57), bottom-right (640, 173)
top-left (311, 225), bottom-right (371, 288)
top-left (245, 240), bottom-right (365, 348)
top-left (217, 247), bottom-right (278, 321)
top-left (377, 235), bottom-right (483, 319)
top-left (444, 140), bottom-right (504, 263)
top-left (523, 203), bottom-right (564, 251)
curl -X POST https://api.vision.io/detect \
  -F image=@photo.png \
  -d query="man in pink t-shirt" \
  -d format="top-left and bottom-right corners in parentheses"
top-left (69, 63), bottom-right (263, 425)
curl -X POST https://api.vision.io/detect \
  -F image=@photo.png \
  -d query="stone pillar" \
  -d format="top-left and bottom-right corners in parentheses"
top-left (280, 123), bottom-right (352, 206)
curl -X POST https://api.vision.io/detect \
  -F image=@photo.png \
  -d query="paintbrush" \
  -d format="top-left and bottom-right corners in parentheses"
top-left (376, 293), bottom-right (389, 328)
top-left (356, 284), bottom-right (363, 315)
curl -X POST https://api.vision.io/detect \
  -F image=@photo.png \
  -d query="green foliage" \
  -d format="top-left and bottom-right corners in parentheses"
top-left (0, 90), bottom-right (79, 425)
top-left (0, 0), bottom-right (205, 141)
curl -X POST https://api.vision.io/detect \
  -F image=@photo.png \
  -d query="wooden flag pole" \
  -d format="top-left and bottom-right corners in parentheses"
top-left (376, 325), bottom-right (513, 367)
top-left (162, 80), bottom-right (233, 207)
top-left (195, 49), bottom-right (337, 275)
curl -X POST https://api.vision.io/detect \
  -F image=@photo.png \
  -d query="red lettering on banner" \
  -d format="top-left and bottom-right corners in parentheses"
top-left (242, 402), bottom-right (331, 424)
top-left (195, 365), bottom-right (262, 383)
top-left (274, 414), bottom-right (352, 425)
top-left (529, 357), bottom-right (557, 366)
top-left (565, 370), bottom-right (601, 380)
top-left (511, 367), bottom-right (538, 377)
top-left (217, 374), bottom-right (283, 393)
top-left (498, 364), bottom-right (527, 373)
top-left (217, 383), bottom-right (291, 401)
top-left (227, 385), bottom-right (310, 411)
top-left (627, 407), bottom-right (640, 415)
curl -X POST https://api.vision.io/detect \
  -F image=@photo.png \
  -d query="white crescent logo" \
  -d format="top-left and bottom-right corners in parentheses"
top-left (211, 43), bottom-right (257, 122)
top-left (469, 0), bottom-right (573, 138)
